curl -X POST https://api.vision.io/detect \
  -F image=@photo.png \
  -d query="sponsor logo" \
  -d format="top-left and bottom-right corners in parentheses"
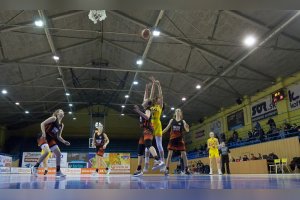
top-left (251, 96), bottom-right (277, 122)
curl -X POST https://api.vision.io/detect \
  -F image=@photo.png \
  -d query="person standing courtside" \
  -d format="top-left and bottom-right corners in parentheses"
top-left (219, 142), bottom-right (231, 174)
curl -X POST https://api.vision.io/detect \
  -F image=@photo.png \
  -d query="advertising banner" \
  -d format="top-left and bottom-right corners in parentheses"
top-left (88, 153), bottom-right (130, 174)
top-left (22, 152), bottom-right (68, 168)
top-left (287, 83), bottom-right (300, 111)
top-left (0, 155), bottom-right (12, 167)
top-left (251, 96), bottom-right (277, 122)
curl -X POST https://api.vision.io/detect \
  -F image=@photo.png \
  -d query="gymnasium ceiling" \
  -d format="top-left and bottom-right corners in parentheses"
top-left (1, 10), bottom-right (300, 131)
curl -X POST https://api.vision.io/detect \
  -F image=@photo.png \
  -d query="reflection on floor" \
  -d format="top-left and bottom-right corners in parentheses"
top-left (1, 174), bottom-right (300, 189)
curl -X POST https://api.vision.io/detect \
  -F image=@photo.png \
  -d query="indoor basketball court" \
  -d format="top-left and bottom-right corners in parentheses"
top-left (1, 2), bottom-right (300, 200)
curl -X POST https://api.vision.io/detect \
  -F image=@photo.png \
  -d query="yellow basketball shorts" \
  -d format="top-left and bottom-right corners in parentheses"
top-left (152, 122), bottom-right (162, 137)
top-left (209, 149), bottom-right (220, 159)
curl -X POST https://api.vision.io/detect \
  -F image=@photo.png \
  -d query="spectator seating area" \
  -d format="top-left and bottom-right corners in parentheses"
top-left (186, 128), bottom-right (300, 160)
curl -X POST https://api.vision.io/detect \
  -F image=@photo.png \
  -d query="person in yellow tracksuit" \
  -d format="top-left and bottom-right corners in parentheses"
top-left (207, 132), bottom-right (222, 175)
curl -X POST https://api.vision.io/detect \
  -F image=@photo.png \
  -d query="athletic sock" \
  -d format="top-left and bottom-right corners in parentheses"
top-left (166, 167), bottom-right (169, 170)
top-left (137, 165), bottom-right (142, 171)
top-left (34, 163), bottom-right (40, 168)
top-left (96, 168), bottom-right (99, 173)
top-left (56, 165), bottom-right (60, 172)
top-left (106, 167), bottom-right (109, 171)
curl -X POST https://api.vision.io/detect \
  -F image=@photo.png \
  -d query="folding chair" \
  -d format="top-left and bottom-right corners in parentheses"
top-left (269, 159), bottom-right (281, 174)
top-left (281, 158), bottom-right (291, 173)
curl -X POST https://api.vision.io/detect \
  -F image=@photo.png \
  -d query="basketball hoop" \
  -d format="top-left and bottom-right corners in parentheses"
top-left (88, 10), bottom-right (107, 24)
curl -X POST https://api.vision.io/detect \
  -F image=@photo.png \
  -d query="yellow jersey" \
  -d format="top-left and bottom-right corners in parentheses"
top-left (207, 138), bottom-right (218, 150)
top-left (150, 104), bottom-right (162, 124)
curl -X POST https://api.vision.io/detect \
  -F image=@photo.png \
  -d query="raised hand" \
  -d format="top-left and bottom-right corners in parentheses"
top-left (149, 76), bottom-right (155, 82)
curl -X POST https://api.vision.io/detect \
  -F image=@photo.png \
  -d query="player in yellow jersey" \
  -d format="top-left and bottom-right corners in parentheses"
top-left (207, 132), bottom-right (222, 175)
top-left (141, 77), bottom-right (165, 172)
top-left (150, 78), bottom-right (165, 168)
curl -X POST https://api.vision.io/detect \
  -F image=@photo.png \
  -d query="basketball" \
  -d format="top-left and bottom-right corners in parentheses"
top-left (141, 28), bottom-right (151, 40)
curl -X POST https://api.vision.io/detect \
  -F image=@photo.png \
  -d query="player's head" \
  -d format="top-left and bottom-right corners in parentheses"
top-left (142, 99), bottom-right (152, 109)
top-left (52, 109), bottom-right (64, 119)
top-left (95, 122), bottom-right (104, 132)
top-left (209, 132), bottom-right (215, 138)
top-left (221, 141), bottom-right (225, 147)
top-left (174, 108), bottom-right (183, 120)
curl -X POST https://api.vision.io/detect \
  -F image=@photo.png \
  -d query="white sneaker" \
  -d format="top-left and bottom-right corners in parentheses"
top-left (56, 171), bottom-right (66, 178)
top-left (209, 171), bottom-right (213, 175)
top-left (133, 170), bottom-right (143, 177)
top-left (152, 160), bottom-right (165, 171)
top-left (160, 166), bottom-right (166, 172)
top-left (31, 166), bottom-right (38, 177)
top-left (218, 170), bottom-right (222, 175)
top-left (180, 171), bottom-right (185, 176)
top-left (106, 168), bottom-right (111, 175)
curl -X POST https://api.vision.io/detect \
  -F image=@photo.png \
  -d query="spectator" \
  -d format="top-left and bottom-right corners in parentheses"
top-left (219, 142), bottom-right (231, 174)
top-left (267, 152), bottom-right (279, 171)
top-left (233, 130), bottom-right (239, 142)
top-left (253, 128), bottom-right (259, 138)
top-left (267, 118), bottom-right (276, 133)
top-left (290, 157), bottom-right (300, 171)
top-left (284, 121), bottom-right (292, 132)
top-left (237, 156), bottom-right (242, 162)
top-left (258, 153), bottom-right (262, 160)
top-left (255, 122), bottom-right (262, 132)
top-left (291, 123), bottom-right (300, 133)
top-left (242, 155), bottom-right (249, 161)
top-left (248, 131), bottom-right (253, 139)
top-left (250, 153), bottom-right (258, 160)
top-left (259, 128), bottom-right (265, 142)
top-left (268, 152), bottom-right (279, 160)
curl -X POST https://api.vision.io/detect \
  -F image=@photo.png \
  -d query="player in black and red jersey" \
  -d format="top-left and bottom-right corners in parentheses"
top-left (92, 122), bottom-right (111, 177)
top-left (133, 98), bottom-right (164, 176)
top-left (33, 109), bottom-right (70, 177)
top-left (162, 108), bottom-right (191, 176)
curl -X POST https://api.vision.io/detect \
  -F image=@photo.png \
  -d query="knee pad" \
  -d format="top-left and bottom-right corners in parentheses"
top-left (144, 139), bottom-right (152, 149)
top-left (138, 144), bottom-right (145, 156)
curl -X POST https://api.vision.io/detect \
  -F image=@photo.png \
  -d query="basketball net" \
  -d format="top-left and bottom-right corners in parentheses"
top-left (88, 10), bottom-right (107, 24)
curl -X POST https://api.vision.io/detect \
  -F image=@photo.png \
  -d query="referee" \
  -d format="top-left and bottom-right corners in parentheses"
top-left (219, 142), bottom-right (231, 174)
